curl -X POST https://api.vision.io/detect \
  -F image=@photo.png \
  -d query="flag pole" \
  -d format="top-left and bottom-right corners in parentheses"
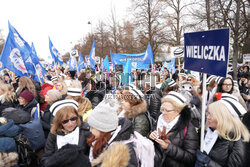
top-left (200, 73), bottom-right (207, 151)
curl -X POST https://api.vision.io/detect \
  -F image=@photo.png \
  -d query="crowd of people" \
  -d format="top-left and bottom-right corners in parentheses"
top-left (0, 62), bottom-right (249, 167)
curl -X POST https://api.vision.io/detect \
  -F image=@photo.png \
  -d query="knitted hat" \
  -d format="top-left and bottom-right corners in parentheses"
top-left (19, 90), bottom-right (35, 102)
top-left (160, 78), bottom-right (171, 90)
top-left (50, 99), bottom-right (78, 116)
top-left (219, 93), bottom-right (247, 117)
top-left (215, 76), bottom-right (223, 84)
top-left (67, 88), bottom-right (82, 96)
top-left (163, 91), bottom-right (186, 105)
top-left (87, 99), bottom-right (118, 132)
top-left (46, 90), bottom-right (62, 102)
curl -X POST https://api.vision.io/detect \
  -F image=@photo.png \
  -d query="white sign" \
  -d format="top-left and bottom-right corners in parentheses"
top-left (95, 56), bottom-right (101, 64)
top-left (71, 50), bottom-right (79, 57)
top-left (243, 54), bottom-right (250, 63)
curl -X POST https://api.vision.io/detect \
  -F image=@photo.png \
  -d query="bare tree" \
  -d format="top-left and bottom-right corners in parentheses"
top-left (132, 0), bottom-right (168, 57)
top-left (109, 6), bottom-right (120, 53)
top-left (0, 29), bottom-right (5, 54)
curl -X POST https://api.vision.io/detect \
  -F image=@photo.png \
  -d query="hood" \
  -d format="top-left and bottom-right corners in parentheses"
top-left (92, 142), bottom-right (130, 167)
top-left (24, 98), bottom-right (38, 110)
top-left (0, 119), bottom-right (19, 137)
top-left (124, 99), bottom-right (147, 119)
top-left (113, 118), bottom-right (134, 142)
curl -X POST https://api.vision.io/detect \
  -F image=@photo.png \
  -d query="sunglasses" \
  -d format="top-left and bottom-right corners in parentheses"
top-left (62, 116), bottom-right (78, 124)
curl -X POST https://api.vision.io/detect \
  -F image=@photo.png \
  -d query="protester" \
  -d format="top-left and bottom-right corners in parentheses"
top-left (195, 96), bottom-right (249, 166)
top-left (210, 77), bottom-right (247, 110)
top-left (40, 89), bottom-right (62, 138)
top-left (86, 99), bottom-right (138, 167)
top-left (120, 86), bottom-right (150, 137)
top-left (0, 83), bottom-right (16, 115)
top-left (56, 81), bottom-right (68, 99)
top-left (41, 100), bottom-right (91, 166)
top-left (17, 90), bottom-right (38, 118)
top-left (149, 91), bottom-right (199, 167)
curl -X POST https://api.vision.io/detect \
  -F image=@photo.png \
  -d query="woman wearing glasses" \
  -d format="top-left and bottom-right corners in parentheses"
top-left (149, 91), bottom-right (199, 167)
top-left (41, 99), bottom-right (91, 167)
top-left (210, 77), bottom-right (247, 110)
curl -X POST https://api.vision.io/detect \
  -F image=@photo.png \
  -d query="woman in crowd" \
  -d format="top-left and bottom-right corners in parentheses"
top-left (211, 77), bottom-right (247, 110)
top-left (66, 80), bottom-right (93, 122)
top-left (149, 91), bottom-right (199, 167)
top-left (16, 76), bottom-right (37, 99)
top-left (87, 99), bottom-right (138, 167)
top-left (17, 90), bottom-right (38, 118)
top-left (120, 86), bottom-right (150, 137)
top-left (195, 95), bottom-right (249, 167)
top-left (56, 81), bottom-right (68, 100)
top-left (40, 89), bottom-right (62, 138)
top-left (0, 83), bottom-right (16, 115)
top-left (41, 99), bottom-right (91, 167)
top-left (83, 78), bottom-right (105, 109)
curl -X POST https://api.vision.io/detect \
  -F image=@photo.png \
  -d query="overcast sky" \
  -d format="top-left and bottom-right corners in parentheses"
top-left (0, 0), bottom-right (131, 61)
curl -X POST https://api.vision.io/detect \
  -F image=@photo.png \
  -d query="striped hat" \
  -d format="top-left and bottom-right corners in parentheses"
top-left (168, 79), bottom-right (177, 87)
top-left (67, 88), bottom-right (82, 96)
top-left (219, 93), bottom-right (247, 117)
top-left (206, 75), bottom-right (216, 85)
top-left (127, 84), bottom-right (144, 99)
top-left (49, 99), bottom-right (78, 116)
top-left (51, 76), bottom-right (58, 82)
top-left (163, 91), bottom-right (187, 105)
top-left (215, 76), bottom-right (223, 84)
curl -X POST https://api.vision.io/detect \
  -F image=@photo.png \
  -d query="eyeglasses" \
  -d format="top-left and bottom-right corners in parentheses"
top-left (187, 79), bottom-right (192, 81)
top-left (222, 84), bottom-right (232, 87)
top-left (62, 116), bottom-right (78, 124)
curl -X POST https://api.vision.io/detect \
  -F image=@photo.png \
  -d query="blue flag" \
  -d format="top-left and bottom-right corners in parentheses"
top-left (78, 52), bottom-right (86, 71)
top-left (143, 43), bottom-right (154, 64)
top-left (31, 43), bottom-right (47, 83)
top-left (121, 59), bottom-right (133, 85)
top-left (102, 55), bottom-right (110, 72)
top-left (49, 37), bottom-right (63, 66)
top-left (89, 40), bottom-right (96, 70)
top-left (68, 56), bottom-right (77, 71)
top-left (0, 22), bottom-right (31, 76)
top-left (162, 59), bottom-right (175, 73)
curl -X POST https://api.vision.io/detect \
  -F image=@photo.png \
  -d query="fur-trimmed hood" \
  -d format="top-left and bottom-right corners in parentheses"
top-left (124, 99), bottom-right (147, 119)
top-left (92, 142), bottom-right (130, 167)
top-left (0, 152), bottom-right (18, 167)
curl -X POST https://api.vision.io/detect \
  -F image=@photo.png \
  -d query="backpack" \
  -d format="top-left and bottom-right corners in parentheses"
top-left (19, 119), bottom-right (46, 151)
top-left (2, 107), bottom-right (30, 124)
top-left (122, 131), bottom-right (155, 167)
top-left (144, 111), bottom-right (157, 132)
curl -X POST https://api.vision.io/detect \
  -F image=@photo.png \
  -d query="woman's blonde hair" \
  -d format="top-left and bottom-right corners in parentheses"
top-left (0, 83), bottom-right (16, 103)
top-left (58, 81), bottom-right (68, 95)
top-left (66, 96), bottom-right (92, 115)
top-left (161, 97), bottom-right (186, 112)
top-left (17, 77), bottom-right (36, 97)
top-left (70, 80), bottom-right (82, 89)
top-left (50, 106), bottom-right (81, 135)
top-left (207, 101), bottom-right (250, 142)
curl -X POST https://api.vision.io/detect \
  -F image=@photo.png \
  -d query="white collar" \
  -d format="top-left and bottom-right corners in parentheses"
top-left (108, 125), bottom-right (122, 145)
top-left (203, 128), bottom-right (218, 154)
top-left (56, 127), bottom-right (80, 149)
top-left (157, 114), bottom-right (180, 135)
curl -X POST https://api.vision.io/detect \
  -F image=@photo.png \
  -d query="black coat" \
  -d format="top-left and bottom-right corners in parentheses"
top-left (18, 98), bottom-right (38, 115)
top-left (0, 101), bottom-right (15, 116)
top-left (41, 123), bottom-right (91, 166)
top-left (86, 89), bottom-right (105, 109)
top-left (44, 144), bottom-right (91, 167)
top-left (40, 104), bottom-right (52, 138)
top-left (154, 106), bottom-right (199, 167)
top-left (206, 138), bottom-right (245, 167)
top-left (146, 88), bottom-right (162, 120)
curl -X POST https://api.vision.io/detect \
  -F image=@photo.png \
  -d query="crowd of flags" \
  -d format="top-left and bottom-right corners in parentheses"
top-left (0, 21), bottom-right (160, 85)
